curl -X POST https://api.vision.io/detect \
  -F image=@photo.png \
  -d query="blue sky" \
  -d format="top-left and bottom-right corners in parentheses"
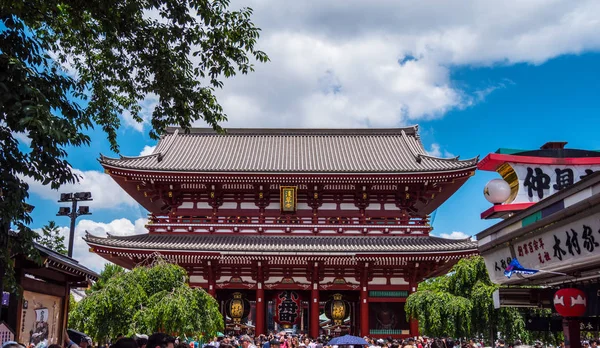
top-left (18, 1), bottom-right (600, 271)
top-left (423, 52), bottom-right (600, 237)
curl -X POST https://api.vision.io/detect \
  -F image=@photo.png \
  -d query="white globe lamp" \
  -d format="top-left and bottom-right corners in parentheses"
top-left (484, 179), bottom-right (511, 204)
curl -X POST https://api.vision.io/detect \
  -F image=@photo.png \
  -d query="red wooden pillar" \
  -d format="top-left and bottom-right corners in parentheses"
top-left (207, 261), bottom-right (216, 297)
top-left (360, 264), bottom-right (369, 337)
top-left (256, 262), bottom-right (265, 335)
top-left (409, 282), bottom-right (419, 337)
top-left (310, 262), bottom-right (320, 338)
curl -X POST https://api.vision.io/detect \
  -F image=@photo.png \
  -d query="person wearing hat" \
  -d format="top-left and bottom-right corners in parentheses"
top-left (135, 335), bottom-right (149, 348)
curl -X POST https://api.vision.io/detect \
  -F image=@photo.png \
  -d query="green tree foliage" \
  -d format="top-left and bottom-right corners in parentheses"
top-left (405, 256), bottom-right (558, 344)
top-left (69, 260), bottom-right (222, 341)
top-left (1, 0), bottom-right (268, 289)
top-left (87, 263), bottom-right (125, 293)
top-left (68, 293), bottom-right (78, 326)
top-left (36, 221), bottom-right (67, 255)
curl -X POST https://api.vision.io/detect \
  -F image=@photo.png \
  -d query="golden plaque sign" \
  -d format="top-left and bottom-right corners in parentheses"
top-left (280, 186), bottom-right (297, 213)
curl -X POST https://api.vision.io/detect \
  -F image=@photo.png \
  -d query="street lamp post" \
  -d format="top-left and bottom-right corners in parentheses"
top-left (57, 192), bottom-right (92, 257)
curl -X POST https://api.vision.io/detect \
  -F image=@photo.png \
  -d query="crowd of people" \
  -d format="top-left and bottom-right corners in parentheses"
top-left (0, 332), bottom-right (575, 348)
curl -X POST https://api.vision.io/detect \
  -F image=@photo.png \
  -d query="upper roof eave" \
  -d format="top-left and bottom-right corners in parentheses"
top-left (99, 163), bottom-right (479, 176)
top-left (99, 127), bottom-right (478, 173)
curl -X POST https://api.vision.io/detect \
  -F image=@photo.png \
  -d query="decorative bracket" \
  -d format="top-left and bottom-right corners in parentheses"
top-left (208, 183), bottom-right (224, 209)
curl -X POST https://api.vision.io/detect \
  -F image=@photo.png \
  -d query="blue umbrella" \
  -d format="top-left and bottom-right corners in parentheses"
top-left (328, 335), bottom-right (368, 346)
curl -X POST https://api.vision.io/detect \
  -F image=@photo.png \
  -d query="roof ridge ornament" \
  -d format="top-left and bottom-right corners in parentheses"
top-left (166, 127), bottom-right (420, 136)
top-left (400, 129), bottom-right (424, 163)
top-left (156, 128), bottom-right (179, 162)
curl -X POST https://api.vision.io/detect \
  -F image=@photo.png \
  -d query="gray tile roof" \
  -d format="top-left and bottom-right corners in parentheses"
top-left (100, 127), bottom-right (478, 173)
top-left (84, 233), bottom-right (477, 254)
top-left (9, 230), bottom-right (99, 280)
top-left (37, 243), bottom-right (99, 281)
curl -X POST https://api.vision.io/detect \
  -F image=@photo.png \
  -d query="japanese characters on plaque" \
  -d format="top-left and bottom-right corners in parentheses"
top-left (509, 163), bottom-right (600, 203)
top-left (280, 186), bottom-right (297, 213)
top-left (485, 212), bottom-right (600, 284)
top-left (275, 290), bottom-right (301, 326)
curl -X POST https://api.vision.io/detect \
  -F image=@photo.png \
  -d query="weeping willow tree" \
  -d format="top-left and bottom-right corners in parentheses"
top-left (405, 256), bottom-right (562, 344)
top-left (69, 260), bottom-right (222, 342)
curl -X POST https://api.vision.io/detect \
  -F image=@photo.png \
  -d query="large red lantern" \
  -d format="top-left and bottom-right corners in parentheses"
top-left (553, 288), bottom-right (587, 317)
top-left (274, 290), bottom-right (302, 328)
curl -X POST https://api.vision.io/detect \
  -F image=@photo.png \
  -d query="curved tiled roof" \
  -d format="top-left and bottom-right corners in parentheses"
top-left (9, 231), bottom-right (99, 280)
top-left (100, 127), bottom-right (478, 173)
top-left (84, 233), bottom-right (477, 254)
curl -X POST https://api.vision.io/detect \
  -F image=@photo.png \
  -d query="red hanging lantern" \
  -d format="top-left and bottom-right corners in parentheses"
top-left (554, 288), bottom-right (587, 317)
top-left (274, 290), bottom-right (302, 328)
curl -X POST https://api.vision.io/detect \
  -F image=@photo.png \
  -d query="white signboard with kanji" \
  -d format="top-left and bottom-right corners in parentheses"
top-left (510, 163), bottom-right (600, 204)
top-left (484, 247), bottom-right (513, 284)
top-left (485, 211), bottom-right (600, 284)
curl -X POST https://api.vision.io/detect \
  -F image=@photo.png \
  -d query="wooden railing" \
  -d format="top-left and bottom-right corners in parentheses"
top-left (145, 214), bottom-right (431, 234)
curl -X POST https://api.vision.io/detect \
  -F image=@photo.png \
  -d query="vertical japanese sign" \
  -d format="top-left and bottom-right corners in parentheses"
top-left (280, 186), bottom-right (297, 213)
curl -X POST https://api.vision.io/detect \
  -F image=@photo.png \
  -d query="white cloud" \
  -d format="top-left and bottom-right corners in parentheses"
top-left (46, 50), bottom-right (80, 79)
top-left (439, 231), bottom-right (472, 240)
top-left (139, 145), bottom-right (156, 157)
top-left (35, 218), bottom-right (148, 272)
top-left (25, 168), bottom-right (138, 209)
top-left (103, 1), bottom-right (600, 132)
top-left (12, 131), bottom-right (32, 146)
top-left (121, 94), bottom-right (159, 132)
top-left (181, 0), bottom-right (600, 130)
top-left (427, 143), bottom-right (455, 158)
top-left (428, 143), bottom-right (443, 157)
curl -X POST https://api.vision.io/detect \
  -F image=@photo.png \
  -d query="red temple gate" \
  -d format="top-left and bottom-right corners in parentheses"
top-left (85, 127), bottom-right (478, 338)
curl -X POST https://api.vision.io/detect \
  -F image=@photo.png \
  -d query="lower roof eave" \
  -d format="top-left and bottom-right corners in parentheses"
top-left (88, 243), bottom-right (479, 258)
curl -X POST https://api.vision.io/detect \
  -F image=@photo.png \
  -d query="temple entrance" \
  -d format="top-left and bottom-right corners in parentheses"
top-left (218, 289), bottom-right (361, 337)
